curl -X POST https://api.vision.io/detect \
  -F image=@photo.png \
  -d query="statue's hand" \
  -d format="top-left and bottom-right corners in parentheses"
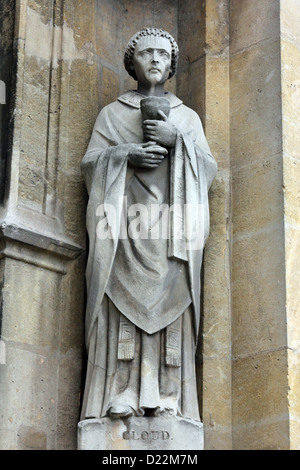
top-left (143, 111), bottom-right (177, 148)
top-left (127, 142), bottom-right (168, 169)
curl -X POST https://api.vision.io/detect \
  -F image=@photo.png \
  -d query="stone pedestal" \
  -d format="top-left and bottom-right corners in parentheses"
top-left (78, 417), bottom-right (203, 451)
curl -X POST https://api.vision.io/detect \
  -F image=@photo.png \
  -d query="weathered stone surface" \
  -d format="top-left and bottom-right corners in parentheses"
top-left (232, 349), bottom-right (289, 450)
top-left (78, 417), bottom-right (203, 451)
top-left (178, 0), bottom-right (205, 65)
top-left (0, 343), bottom-right (58, 450)
top-left (281, 40), bottom-right (300, 163)
top-left (232, 155), bottom-right (284, 236)
top-left (205, 0), bottom-right (229, 55)
top-left (1, 258), bottom-right (61, 349)
top-left (205, 57), bottom-right (229, 169)
top-left (232, 227), bottom-right (286, 357)
top-left (230, 0), bottom-right (280, 54)
top-left (202, 357), bottom-right (232, 450)
top-left (284, 155), bottom-right (300, 227)
top-left (287, 349), bottom-right (300, 450)
top-left (279, 0), bottom-right (300, 46)
top-left (230, 38), bottom-right (282, 169)
top-left (280, 4), bottom-right (300, 449)
top-left (102, 67), bottom-right (120, 108)
top-left (229, 0), bottom-right (300, 451)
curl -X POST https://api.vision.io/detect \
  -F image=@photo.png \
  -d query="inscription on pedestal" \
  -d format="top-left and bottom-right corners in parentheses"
top-left (78, 417), bottom-right (203, 450)
top-left (122, 430), bottom-right (170, 441)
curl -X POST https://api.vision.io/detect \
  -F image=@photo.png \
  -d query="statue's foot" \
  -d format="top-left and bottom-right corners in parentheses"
top-left (109, 404), bottom-right (133, 419)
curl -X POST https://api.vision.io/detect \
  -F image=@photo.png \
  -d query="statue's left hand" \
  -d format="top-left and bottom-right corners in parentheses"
top-left (143, 111), bottom-right (177, 148)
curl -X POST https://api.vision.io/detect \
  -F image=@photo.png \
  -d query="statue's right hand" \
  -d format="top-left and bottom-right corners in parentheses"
top-left (127, 142), bottom-right (168, 169)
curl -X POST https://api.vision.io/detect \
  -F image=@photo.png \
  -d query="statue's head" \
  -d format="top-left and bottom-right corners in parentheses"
top-left (124, 28), bottom-right (179, 81)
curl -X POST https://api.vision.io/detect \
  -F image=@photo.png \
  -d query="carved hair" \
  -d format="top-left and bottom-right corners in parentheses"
top-left (124, 28), bottom-right (179, 80)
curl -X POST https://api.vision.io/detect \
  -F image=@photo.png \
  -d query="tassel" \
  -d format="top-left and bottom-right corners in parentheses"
top-left (118, 316), bottom-right (135, 361)
top-left (165, 316), bottom-right (182, 367)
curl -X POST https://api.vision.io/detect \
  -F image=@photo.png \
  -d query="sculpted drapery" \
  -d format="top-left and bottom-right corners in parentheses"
top-left (80, 29), bottom-right (217, 422)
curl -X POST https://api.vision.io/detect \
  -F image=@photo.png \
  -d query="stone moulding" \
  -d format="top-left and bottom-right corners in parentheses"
top-left (0, 219), bottom-right (83, 274)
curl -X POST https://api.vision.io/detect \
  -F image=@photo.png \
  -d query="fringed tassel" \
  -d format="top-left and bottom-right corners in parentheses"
top-left (165, 316), bottom-right (182, 368)
top-left (118, 316), bottom-right (135, 361)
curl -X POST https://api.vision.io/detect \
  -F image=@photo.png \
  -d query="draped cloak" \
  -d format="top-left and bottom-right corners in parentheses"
top-left (80, 90), bottom-right (217, 420)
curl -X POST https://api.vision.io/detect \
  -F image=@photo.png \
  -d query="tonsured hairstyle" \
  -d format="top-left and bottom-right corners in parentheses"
top-left (124, 28), bottom-right (179, 81)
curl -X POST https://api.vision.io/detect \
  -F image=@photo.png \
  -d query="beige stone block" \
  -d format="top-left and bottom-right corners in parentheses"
top-left (233, 418), bottom-right (290, 450)
top-left (284, 155), bottom-right (300, 228)
top-left (230, 38), bottom-right (281, 168)
top-left (287, 350), bottom-right (300, 427)
top-left (290, 419), bottom-right (300, 451)
top-left (56, 349), bottom-right (83, 449)
top-left (203, 177), bottom-right (231, 358)
top-left (65, 0), bottom-right (96, 50)
top-left (0, 345), bottom-right (58, 450)
top-left (209, 174), bottom-right (230, 230)
top-left (232, 349), bottom-right (289, 449)
top-left (152, 0), bottom-right (178, 39)
top-left (177, 67), bottom-right (190, 108)
top-left (189, 58), bottom-right (206, 125)
top-left (201, 357), bottom-right (232, 449)
top-left (94, 1), bottom-right (121, 66)
top-left (203, 281), bottom-right (231, 358)
top-left (232, 154), bottom-right (284, 236)
top-left (205, 56), bottom-right (229, 168)
top-left (1, 258), bottom-right (61, 351)
top-left (178, 0), bottom-right (205, 64)
top-left (63, 60), bottom-right (99, 158)
top-left (280, 0), bottom-right (300, 46)
top-left (204, 425), bottom-right (232, 450)
top-left (57, 59), bottom-right (98, 242)
top-left (285, 227), bottom-right (300, 351)
top-left (59, 257), bottom-right (85, 353)
top-left (18, 55), bottom-right (51, 206)
top-left (27, 0), bottom-right (54, 25)
top-left (202, 357), bottom-right (232, 424)
top-left (24, 6), bottom-right (54, 61)
top-left (102, 67), bottom-right (120, 109)
top-left (232, 227), bottom-right (286, 357)
top-left (281, 40), bottom-right (300, 160)
top-left (230, 0), bottom-right (280, 54)
top-left (205, 0), bottom-right (229, 55)
top-left (63, 177), bottom-right (87, 245)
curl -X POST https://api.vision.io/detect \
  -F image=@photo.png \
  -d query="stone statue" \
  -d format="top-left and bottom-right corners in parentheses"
top-left (79, 28), bottom-right (217, 439)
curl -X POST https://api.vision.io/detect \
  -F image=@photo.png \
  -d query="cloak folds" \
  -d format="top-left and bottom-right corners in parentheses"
top-left (80, 91), bottom-right (217, 419)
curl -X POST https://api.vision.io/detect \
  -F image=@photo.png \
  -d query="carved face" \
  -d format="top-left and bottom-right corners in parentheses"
top-left (132, 36), bottom-right (172, 88)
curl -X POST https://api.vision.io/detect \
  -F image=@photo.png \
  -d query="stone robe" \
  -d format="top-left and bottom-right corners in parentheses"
top-left (80, 90), bottom-right (217, 421)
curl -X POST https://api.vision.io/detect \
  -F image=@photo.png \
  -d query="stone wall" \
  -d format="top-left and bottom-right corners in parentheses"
top-left (0, 0), bottom-right (178, 451)
top-left (178, 0), bottom-right (232, 450)
top-left (280, 0), bottom-right (300, 450)
top-left (0, 0), bottom-right (299, 450)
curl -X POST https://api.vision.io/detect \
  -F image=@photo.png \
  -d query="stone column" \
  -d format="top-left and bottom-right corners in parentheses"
top-left (0, 0), bottom-right (98, 449)
top-left (178, 0), bottom-right (232, 450)
top-left (230, 0), bottom-right (300, 450)
top-left (279, 0), bottom-right (300, 451)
